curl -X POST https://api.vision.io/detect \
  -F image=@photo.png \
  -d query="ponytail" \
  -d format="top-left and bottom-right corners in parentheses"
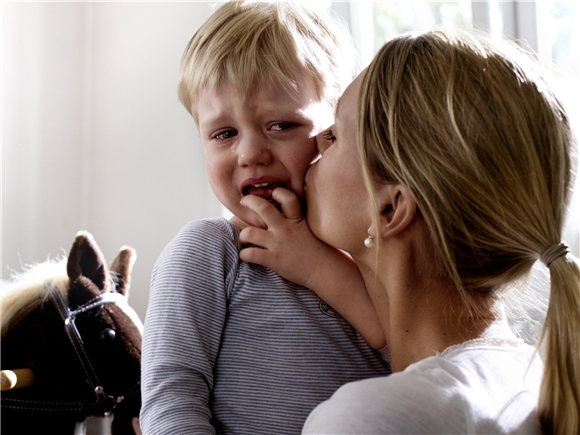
top-left (539, 253), bottom-right (580, 435)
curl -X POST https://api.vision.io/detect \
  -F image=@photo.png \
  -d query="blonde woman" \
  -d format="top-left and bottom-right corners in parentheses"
top-left (240, 30), bottom-right (579, 434)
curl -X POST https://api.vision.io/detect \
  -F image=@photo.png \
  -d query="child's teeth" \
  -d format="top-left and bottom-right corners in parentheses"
top-left (253, 183), bottom-right (271, 187)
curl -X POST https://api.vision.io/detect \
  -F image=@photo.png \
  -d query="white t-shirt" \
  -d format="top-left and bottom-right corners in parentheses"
top-left (303, 337), bottom-right (543, 434)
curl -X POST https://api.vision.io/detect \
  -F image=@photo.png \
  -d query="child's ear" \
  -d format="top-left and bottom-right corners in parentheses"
top-left (370, 183), bottom-right (417, 240)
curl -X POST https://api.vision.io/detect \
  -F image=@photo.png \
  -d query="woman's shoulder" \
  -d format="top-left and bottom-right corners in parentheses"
top-left (303, 372), bottom-right (455, 434)
top-left (303, 344), bottom-right (542, 434)
top-left (432, 337), bottom-right (543, 392)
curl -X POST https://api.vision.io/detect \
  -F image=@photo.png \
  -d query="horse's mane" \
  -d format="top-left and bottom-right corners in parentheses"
top-left (1, 258), bottom-right (70, 339)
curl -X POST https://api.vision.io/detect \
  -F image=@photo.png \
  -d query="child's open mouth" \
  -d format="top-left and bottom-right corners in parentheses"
top-left (243, 182), bottom-right (285, 211)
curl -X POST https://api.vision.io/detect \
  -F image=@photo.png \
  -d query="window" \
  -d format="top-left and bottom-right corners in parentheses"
top-left (333, 1), bottom-right (579, 258)
top-left (538, 1), bottom-right (579, 258)
top-left (372, 2), bottom-right (471, 64)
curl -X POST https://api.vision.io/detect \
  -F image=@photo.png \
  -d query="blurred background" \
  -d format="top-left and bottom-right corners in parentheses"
top-left (3, 1), bottom-right (579, 323)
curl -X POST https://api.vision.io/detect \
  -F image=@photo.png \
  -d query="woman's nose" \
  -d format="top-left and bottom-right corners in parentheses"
top-left (237, 134), bottom-right (273, 167)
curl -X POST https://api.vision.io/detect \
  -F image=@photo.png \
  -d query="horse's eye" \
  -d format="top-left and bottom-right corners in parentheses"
top-left (100, 328), bottom-right (116, 343)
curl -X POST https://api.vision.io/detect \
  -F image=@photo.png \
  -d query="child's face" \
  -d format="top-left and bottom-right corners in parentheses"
top-left (195, 75), bottom-right (333, 228)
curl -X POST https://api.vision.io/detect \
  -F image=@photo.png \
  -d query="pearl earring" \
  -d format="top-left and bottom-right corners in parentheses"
top-left (364, 235), bottom-right (374, 248)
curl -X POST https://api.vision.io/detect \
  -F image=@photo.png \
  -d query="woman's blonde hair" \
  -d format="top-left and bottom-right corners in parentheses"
top-left (178, 0), bottom-right (355, 123)
top-left (358, 29), bottom-right (579, 434)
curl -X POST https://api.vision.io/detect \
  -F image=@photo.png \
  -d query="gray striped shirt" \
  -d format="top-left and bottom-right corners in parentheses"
top-left (141, 218), bottom-right (391, 434)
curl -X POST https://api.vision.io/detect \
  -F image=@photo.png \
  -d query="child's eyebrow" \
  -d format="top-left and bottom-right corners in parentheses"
top-left (262, 102), bottom-right (309, 117)
top-left (198, 112), bottom-right (230, 131)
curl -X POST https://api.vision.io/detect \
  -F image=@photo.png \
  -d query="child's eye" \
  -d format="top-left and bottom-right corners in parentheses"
top-left (323, 129), bottom-right (336, 142)
top-left (213, 129), bottom-right (237, 140)
top-left (269, 122), bottom-right (296, 131)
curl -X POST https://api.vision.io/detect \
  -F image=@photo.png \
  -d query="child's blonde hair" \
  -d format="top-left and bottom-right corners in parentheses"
top-left (178, 0), bottom-right (355, 123)
top-left (358, 29), bottom-right (579, 435)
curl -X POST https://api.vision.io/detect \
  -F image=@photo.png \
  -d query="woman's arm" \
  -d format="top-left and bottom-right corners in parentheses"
top-left (239, 188), bottom-right (386, 350)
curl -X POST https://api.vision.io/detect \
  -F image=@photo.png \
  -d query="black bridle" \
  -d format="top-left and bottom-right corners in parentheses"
top-left (1, 287), bottom-right (140, 417)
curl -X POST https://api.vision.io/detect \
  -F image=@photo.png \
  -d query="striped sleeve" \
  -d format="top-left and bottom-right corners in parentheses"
top-left (140, 219), bottom-right (238, 435)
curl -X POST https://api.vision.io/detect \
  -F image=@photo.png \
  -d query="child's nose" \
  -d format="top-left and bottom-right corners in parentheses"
top-left (237, 134), bottom-right (273, 167)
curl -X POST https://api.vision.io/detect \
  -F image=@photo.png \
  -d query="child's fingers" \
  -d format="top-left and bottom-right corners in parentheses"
top-left (240, 195), bottom-right (278, 224)
top-left (271, 188), bottom-right (302, 220)
top-left (239, 245), bottom-right (273, 268)
top-left (241, 194), bottom-right (282, 226)
top-left (239, 226), bottom-right (271, 249)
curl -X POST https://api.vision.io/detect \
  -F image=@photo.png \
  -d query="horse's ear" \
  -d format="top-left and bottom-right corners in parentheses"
top-left (110, 246), bottom-right (136, 297)
top-left (67, 231), bottom-right (109, 306)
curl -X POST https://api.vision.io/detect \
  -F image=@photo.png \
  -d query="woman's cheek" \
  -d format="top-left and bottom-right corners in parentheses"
top-left (305, 174), bottom-right (330, 242)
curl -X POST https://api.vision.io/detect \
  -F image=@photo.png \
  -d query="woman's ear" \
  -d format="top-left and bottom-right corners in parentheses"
top-left (370, 183), bottom-right (417, 240)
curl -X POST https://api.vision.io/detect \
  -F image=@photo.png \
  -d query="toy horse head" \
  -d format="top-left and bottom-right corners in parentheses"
top-left (1, 232), bottom-right (142, 434)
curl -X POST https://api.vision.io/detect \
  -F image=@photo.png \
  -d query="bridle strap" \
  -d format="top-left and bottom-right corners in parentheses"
top-left (2, 288), bottom-right (139, 416)
top-left (50, 289), bottom-right (129, 411)
top-left (1, 397), bottom-right (84, 412)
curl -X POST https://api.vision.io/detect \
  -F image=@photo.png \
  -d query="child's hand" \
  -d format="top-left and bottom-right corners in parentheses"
top-left (240, 187), bottom-right (387, 351)
top-left (239, 187), bottom-right (331, 289)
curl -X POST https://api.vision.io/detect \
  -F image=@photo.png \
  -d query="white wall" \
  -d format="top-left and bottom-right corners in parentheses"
top-left (2, 2), bottom-right (221, 320)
